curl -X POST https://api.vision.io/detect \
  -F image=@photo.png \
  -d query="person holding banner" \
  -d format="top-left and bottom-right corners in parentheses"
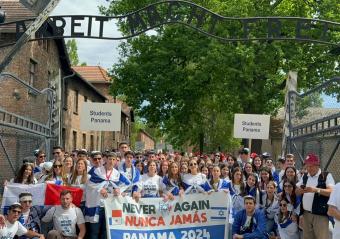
top-left (42, 190), bottom-right (85, 239)
top-left (232, 195), bottom-right (267, 239)
top-left (0, 203), bottom-right (45, 239)
top-left (85, 152), bottom-right (130, 239)
top-left (162, 162), bottom-right (184, 200)
top-left (118, 151), bottom-right (140, 196)
top-left (134, 161), bottom-right (163, 199)
top-left (182, 159), bottom-right (211, 194)
top-left (42, 161), bottom-right (64, 185)
top-left (17, 192), bottom-right (46, 239)
top-left (209, 166), bottom-right (230, 193)
top-left (10, 164), bottom-right (37, 185)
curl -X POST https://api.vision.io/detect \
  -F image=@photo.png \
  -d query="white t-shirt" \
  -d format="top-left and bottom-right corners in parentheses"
top-left (0, 220), bottom-right (27, 239)
top-left (328, 183), bottom-right (340, 239)
top-left (42, 206), bottom-right (85, 237)
top-left (139, 174), bottom-right (163, 198)
top-left (296, 169), bottom-right (334, 211)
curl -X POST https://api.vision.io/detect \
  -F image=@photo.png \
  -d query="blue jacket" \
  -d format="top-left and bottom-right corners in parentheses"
top-left (232, 208), bottom-right (268, 239)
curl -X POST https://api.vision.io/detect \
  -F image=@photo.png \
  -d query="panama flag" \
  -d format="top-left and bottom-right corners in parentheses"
top-left (109, 210), bottom-right (122, 225)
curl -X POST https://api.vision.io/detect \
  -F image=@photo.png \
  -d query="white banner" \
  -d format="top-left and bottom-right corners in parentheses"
top-left (80, 103), bottom-right (121, 131)
top-left (104, 192), bottom-right (230, 239)
top-left (1, 183), bottom-right (46, 212)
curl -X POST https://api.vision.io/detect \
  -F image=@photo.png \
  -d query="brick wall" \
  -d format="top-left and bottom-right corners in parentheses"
top-left (62, 78), bottom-right (106, 153)
top-left (0, 39), bottom-right (64, 190)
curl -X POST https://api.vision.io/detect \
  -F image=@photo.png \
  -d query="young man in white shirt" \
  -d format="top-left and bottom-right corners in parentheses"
top-left (0, 203), bottom-right (44, 239)
top-left (42, 190), bottom-right (85, 239)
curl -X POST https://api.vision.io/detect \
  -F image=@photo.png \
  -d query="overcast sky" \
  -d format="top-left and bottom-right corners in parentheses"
top-left (52, 0), bottom-right (122, 69)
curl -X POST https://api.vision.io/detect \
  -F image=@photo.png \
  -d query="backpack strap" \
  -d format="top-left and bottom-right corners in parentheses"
top-left (302, 173), bottom-right (308, 185)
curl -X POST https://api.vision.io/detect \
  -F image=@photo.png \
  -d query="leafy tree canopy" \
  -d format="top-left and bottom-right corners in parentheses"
top-left (100, 0), bottom-right (340, 151)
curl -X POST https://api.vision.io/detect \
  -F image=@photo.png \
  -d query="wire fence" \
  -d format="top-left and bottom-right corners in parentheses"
top-left (288, 77), bottom-right (340, 180)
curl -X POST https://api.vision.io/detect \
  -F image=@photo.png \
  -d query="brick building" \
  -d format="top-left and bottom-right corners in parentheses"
top-left (137, 129), bottom-right (155, 151)
top-left (0, 0), bottom-right (72, 184)
top-left (72, 66), bottom-right (134, 150)
top-left (61, 72), bottom-right (107, 153)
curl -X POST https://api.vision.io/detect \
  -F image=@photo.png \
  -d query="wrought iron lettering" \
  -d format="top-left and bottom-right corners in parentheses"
top-left (0, 0), bottom-right (339, 47)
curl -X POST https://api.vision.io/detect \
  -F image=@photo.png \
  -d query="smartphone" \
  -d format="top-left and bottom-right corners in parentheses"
top-left (300, 185), bottom-right (306, 189)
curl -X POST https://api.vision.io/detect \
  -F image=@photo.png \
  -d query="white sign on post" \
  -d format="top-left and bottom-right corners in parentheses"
top-left (233, 114), bottom-right (270, 139)
top-left (80, 103), bottom-right (121, 131)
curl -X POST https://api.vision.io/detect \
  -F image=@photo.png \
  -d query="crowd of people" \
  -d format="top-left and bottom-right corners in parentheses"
top-left (0, 142), bottom-right (339, 239)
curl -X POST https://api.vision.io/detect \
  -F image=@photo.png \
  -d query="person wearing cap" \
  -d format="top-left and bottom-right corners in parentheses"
top-left (232, 195), bottom-right (267, 239)
top-left (238, 148), bottom-right (251, 167)
top-left (296, 153), bottom-right (334, 239)
top-left (33, 150), bottom-right (46, 174)
top-left (0, 203), bottom-right (44, 239)
top-left (42, 190), bottom-right (85, 239)
top-left (36, 162), bottom-right (53, 183)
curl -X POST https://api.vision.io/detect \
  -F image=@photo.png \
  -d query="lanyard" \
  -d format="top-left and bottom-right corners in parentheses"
top-left (105, 168), bottom-right (113, 181)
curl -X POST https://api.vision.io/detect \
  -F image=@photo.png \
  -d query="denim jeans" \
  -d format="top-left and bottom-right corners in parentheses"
top-left (86, 207), bottom-right (106, 239)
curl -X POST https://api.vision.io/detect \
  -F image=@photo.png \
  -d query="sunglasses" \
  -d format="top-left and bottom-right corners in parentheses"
top-left (21, 200), bottom-right (32, 204)
top-left (11, 210), bottom-right (22, 214)
top-left (53, 165), bottom-right (62, 168)
top-left (189, 163), bottom-right (197, 166)
top-left (280, 203), bottom-right (288, 207)
top-left (39, 155), bottom-right (46, 158)
top-left (93, 158), bottom-right (102, 161)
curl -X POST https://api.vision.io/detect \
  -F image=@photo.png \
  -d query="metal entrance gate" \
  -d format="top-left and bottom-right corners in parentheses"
top-left (287, 77), bottom-right (340, 180)
top-left (0, 73), bottom-right (57, 193)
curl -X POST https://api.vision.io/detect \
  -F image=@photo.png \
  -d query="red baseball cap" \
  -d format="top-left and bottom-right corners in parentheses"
top-left (304, 153), bottom-right (320, 165)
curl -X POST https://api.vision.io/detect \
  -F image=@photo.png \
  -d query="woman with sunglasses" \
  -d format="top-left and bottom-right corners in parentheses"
top-left (134, 161), bottom-right (163, 200)
top-left (275, 198), bottom-right (299, 239)
top-left (162, 162), bottom-right (184, 200)
top-left (259, 180), bottom-right (279, 237)
top-left (182, 159), bottom-right (211, 194)
top-left (42, 160), bottom-right (64, 185)
top-left (280, 180), bottom-right (301, 217)
top-left (11, 163), bottom-right (37, 185)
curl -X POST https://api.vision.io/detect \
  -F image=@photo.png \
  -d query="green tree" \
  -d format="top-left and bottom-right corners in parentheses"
top-left (66, 39), bottom-right (79, 66)
top-left (101, 0), bottom-right (340, 151)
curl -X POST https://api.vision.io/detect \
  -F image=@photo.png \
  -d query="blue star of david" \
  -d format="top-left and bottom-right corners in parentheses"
top-left (218, 210), bottom-right (224, 216)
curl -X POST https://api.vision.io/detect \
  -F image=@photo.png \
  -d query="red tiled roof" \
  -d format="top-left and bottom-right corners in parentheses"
top-left (72, 66), bottom-right (111, 82)
top-left (0, 0), bottom-right (36, 32)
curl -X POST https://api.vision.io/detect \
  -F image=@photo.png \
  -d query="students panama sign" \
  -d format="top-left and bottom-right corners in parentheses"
top-left (80, 103), bottom-right (121, 131)
top-left (233, 114), bottom-right (270, 140)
